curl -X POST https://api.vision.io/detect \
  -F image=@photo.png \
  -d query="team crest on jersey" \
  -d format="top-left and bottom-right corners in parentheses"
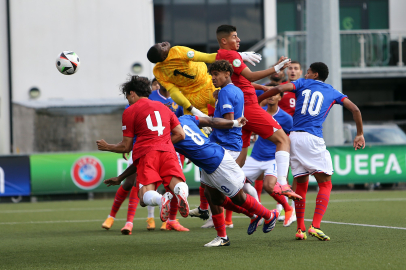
top-left (187, 51), bottom-right (195, 58)
top-left (71, 156), bottom-right (105, 190)
top-left (233, 59), bottom-right (241, 67)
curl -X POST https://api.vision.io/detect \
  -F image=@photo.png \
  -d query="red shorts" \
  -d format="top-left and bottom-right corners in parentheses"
top-left (136, 150), bottom-right (185, 189)
top-left (242, 102), bottom-right (282, 147)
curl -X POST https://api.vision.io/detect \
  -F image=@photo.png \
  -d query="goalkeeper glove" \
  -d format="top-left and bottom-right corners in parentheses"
top-left (239, 52), bottom-right (262, 66)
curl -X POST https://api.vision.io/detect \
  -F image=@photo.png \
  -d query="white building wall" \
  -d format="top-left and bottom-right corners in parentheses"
top-left (10, 0), bottom-right (155, 102)
top-left (389, 0), bottom-right (406, 32)
top-left (0, 0), bottom-right (10, 154)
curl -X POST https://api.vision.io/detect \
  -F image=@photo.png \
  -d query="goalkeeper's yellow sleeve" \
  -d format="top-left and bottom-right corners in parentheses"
top-left (193, 52), bottom-right (217, 64)
top-left (167, 86), bottom-right (192, 109)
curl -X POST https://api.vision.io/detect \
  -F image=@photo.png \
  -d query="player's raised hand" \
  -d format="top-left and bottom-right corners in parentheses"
top-left (236, 116), bottom-right (248, 127)
top-left (239, 51), bottom-right (262, 66)
top-left (273, 56), bottom-right (291, 73)
top-left (353, 135), bottom-right (365, 150)
top-left (122, 152), bottom-right (130, 161)
top-left (104, 177), bottom-right (122, 187)
top-left (96, 139), bottom-right (109, 151)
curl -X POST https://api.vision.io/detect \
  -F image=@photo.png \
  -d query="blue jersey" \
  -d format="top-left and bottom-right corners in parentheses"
top-left (209, 84), bottom-right (244, 152)
top-left (174, 115), bottom-right (225, 174)
top-left (149, 90), bottom-right (184, 117)
top-left (292, 78), bottom-right (347, 138)
top-left (251, 107), bottom-right (293, 161)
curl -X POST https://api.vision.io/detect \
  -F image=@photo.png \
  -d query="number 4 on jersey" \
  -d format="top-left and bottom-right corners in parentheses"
top-left (146, 111), bottom-right (165, 136)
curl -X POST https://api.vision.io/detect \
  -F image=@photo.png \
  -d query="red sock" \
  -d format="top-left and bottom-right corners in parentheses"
top-left (312, 180), bottom-right (332, 228)
top-left (110, 186), bottom-right (129, 218)
top-left (212, 213), bottom-right (227, 238)
top-left (271, 192), bottom-right (292, 212)
top-left (221, 196), bottom-right (254, 218)
top-left (225, 209), bottom-right (233, 223)
top-left (169, 195), bottom-right (179, 220)
top-left (254, 180), bottom-right (263, 202)
top-left (126, 186), bottom-right (140, 223)
top-left (241, 194), bottom-right (272, 220)
top-left (294, 181), bottom-right (309, 231)
top-left (199, 186), bottom-right (209, 210)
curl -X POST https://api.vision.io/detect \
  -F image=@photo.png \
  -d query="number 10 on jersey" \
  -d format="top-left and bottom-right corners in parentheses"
top-left (301, 90), bottom-right (324, 116)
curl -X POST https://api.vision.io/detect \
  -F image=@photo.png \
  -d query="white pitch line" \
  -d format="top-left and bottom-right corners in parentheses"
top-left (304, 219), bottom-right (406, 230)
top-left (261, 197), bottom-right (406, 205)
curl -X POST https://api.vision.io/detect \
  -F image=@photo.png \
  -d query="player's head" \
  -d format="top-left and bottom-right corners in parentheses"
top-left (121, 75), bottom-right (151, 104)
top-left (151, 77), bottom-right (160, 91)
top-left (306, 62), bottom-right (329, 81)
top-left (147, 41), bottom-right (171, 63)
top-left (265, 82), bottom-right (283, 105)
top-left (216, 25), bottom-right (240, 50)
top-left (287, 60), bottom-right (302, 82)
top-left (208, 60), bottom-right (234, 88)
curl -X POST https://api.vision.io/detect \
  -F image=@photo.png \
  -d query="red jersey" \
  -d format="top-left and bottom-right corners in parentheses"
top-left (122, 98), bottom-right (180, 161)
top-left (216, 49), bottom-right (257, 104)
top-left (278, 81), bottom-right (296, 116)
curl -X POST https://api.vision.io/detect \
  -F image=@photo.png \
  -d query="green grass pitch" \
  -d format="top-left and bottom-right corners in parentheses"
top-left (1, 190), bottom-right (405, 269)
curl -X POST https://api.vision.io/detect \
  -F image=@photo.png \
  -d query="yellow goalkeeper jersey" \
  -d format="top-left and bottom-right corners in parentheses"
top-left (153, 46), bottom-right (217, 114)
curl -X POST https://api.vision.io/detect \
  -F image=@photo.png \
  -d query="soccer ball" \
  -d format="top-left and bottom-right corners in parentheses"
top-left (56, 51), bottom-right (80, 75)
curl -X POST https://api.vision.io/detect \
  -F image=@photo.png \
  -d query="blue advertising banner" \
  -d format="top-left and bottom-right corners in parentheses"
top-left (0, 156), bottom-right (31, 196)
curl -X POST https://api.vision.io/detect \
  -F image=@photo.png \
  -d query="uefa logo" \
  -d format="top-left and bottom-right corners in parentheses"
top-left (71, 156), bottom-right (105, 190)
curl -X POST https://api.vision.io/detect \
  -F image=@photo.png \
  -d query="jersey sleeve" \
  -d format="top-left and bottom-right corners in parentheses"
top-left (122, 109), bottom-right (134, 138)
top-left (333, 90), bottom-right (348, 105)
top-left (167, 106), bottom-right (180, 130)
top-left (221, 51), bottom-right (247, 75)
top-left (218, 89), bottom-right (236, 116)
top-left (291, 78), bottom-right (305, 92)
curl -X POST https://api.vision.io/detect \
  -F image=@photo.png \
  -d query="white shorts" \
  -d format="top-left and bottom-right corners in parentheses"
top-left (290, 131), bottom-right (333, 177)
top-left (225, 149), bottom-right (241, 161)
top-left (242, 156), bottom-right (277, 184)
top-left (200, 150), bottom-right (245, 197)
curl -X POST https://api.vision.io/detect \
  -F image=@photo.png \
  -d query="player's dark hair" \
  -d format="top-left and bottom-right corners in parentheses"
top-left (208, 60), bottom-right (234, 76)
top-left (147, 46), bottom-right (162, 63)
top-left (291, 60), bottom-right (301, 69)
top-left (216, 25), bottom-right (237, 43)
top-left (309, 62), bottom-right (329, 81)
top-left (152, 77), bottom-right (158, 83)
top-left (121, 75), bottom-right (151, 97)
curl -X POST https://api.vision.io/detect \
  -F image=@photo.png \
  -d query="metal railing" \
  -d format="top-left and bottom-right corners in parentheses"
top-left (248, 30), bottom-right (406, 69)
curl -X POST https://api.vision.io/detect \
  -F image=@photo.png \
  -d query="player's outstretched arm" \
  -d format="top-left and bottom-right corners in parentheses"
top-left (193, 51), bottom-right (217, 64)
top-left (240, 56), bottom-right (290, 82)
top-left (257, 83), bottom-right (295, 104)
top-left (239, 52), bottom-right (262, 66)
top-left (198, 116), bottom-right (247, 129)
top-left (343, 98), bottom-right (365, 150)
top-left (171, 124), bottom-right (186, 144)
top-left (104, 164), bottom-right (137, 187)
top-left (96, 136), bottom-right (133, 153)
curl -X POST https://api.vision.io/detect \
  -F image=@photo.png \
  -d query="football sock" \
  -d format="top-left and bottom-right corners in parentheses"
top-left (241, 194), bottom-right (272, 220)
top-left (212, 213), bottom-right (227, 238)
top-left (109, 186), bottom-right (129, 218)
top-left (143, 190), bottom-right (162, 206)
top-left (291, 199), bottom-right (295, 209)
top-left (271, 192), bottom-right (292, 212)
top-left (276, 175), bottom-right (288, 186)
top-left (169, 195), bottom-right (179, 221)
top-left (312, 180), bottom-right (332, 228)
top-left (199, 186), bottom-right (209, 210)
top-left (243, 183), bottom-right (259, 201)
top-left (221, 196), bottom-right (254, 218)
top-left (147, 206), bottom-right (155, 218)
top-left (225, 209), bottom-right (233, 223)
top-left (126, 186), bottom-right (140, 223)
top-left (294, 181), bottom-right (309, 231)
top-left (174, 182), bottom-right (189, 198)
top-left (254, 180), bottom-right (264, 202)
top-left (275, 151), bottom-right (290, 183)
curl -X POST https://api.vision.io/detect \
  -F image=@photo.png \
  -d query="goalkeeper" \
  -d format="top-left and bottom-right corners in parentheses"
top-left (147, 41), bottom-right (261, 116)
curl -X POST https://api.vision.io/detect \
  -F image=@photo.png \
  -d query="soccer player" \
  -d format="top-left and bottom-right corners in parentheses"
top-left (98, 75), bottom-right (190, 230)
top-left (242, 93), bottom-right (297, 227)
top-left (215, 25), bottom-right (296, 199)
top-left (146, 42), bottom-right (261, 116)
top-left (258, 62), bottom-right (365, 241)
top-left (278, 61), bottom-right (302, 117)
top-left (174, 114), bottom-right (279, 247)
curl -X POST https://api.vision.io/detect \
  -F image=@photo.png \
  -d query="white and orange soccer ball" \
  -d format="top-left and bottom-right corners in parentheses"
top-left (56, 51), bottom-right (80, 75)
